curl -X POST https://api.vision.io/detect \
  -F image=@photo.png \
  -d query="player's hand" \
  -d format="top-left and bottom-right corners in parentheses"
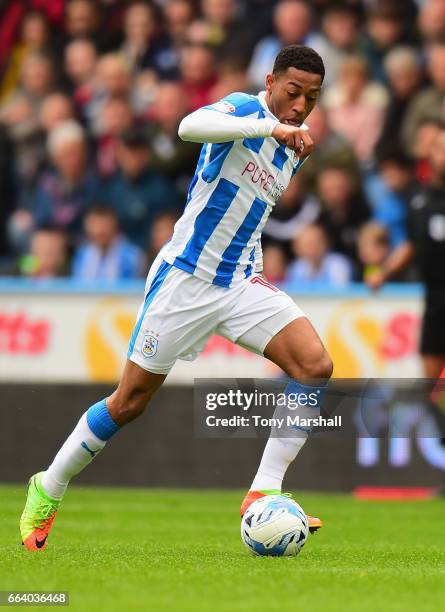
top-left (272, 123), bottom-right (314, 160)
top-left (365, 269), bottom-right (386, 291)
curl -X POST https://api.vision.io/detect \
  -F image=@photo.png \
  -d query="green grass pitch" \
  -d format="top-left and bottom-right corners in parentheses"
top-left (1, 486), bottom-right (444, 612)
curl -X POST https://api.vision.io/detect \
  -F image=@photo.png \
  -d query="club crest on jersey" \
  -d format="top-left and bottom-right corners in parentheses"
top-left (142, 333), bottom-right (158, 358)
top-left (212, 100), bottom-right (236, 113)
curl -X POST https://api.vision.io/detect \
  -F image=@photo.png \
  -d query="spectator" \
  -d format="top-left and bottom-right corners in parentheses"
top-left (316, 164), bottom-right (371, 260)
top-left (180, 43), bottom-right (219, 110)
top-left (165, 0), bottom-right (197, 46)
top-left (64, 39), bottom-right (98, 117)
top-left (104, 127), bottom-right (178, 249)
top-left (9, 120), bottom-right (102, 251)
top-left (357, 221), bottom-right (390, 283)
top-left (365, 149), bottom-right (416, 247)
top-left (149, 81), bottom-right (201, 197)
top-left (413, 119), bottom-right (442, 184)
top-left (200, 0), bottom-right (252, 58)
top-left (311, 2), bottom-right (362, 87)
top-left (248, 0), bottom-right (320, 91)
top-left (286, 222), bottom-right (353, 286)
top-left (402, 42), bottom-right (445, 155)
top-left (210, 57), bottom-right (250, 101)
top-left (1, 51), bottom-right (56, 131)
top-left (301, 104), bottom-right (360, 193)
top-left (323, 55), bottom-right (388, 163)
top-left (96, 53), bottom-right (132, 99)
top-left (96, 96), bottom-right (134, 177)
top-left (72, 204), bottom-right (145, 280)
top-left (20, 226), bottom-right (68, 278)
top-left (363, 1), bottom-right (416, 82)
top-left (120, 0), bottom-right (178, 80)
top-left (85, 53), bottom-right (133, 134)
top-left (13, 92), bottom-right (77, 204)
top-left (0, 10), bottom-right (52, 103)
top-left (263, 174), bottom-right (320, 248)
top-left (375, 46), bottom-right (422, 157)
top-left (39, 93), bottom-right (76, 133)
top-left (64, 0), bottom-right (102, 45)
top-left (419, 0), bottom-right (445, 43)
top-left (1, 52), bottom-right (57, 202)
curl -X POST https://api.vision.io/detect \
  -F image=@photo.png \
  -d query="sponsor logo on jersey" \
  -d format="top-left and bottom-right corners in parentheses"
top-left (211, 101), bottom-right (236, 113)
top-left (241, 161), bottom-right (285, 201)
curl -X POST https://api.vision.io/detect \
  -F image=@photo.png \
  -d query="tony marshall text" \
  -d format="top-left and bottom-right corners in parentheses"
top-left (205, 415), bottom-right (342, 428)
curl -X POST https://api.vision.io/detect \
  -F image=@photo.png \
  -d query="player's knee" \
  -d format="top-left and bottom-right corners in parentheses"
top-left (302, 351), bottom-right (333, 380)
top-left (289, 348), bottom-right (333, 381)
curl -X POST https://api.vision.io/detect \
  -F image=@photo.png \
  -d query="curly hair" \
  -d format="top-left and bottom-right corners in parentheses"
top-left (273, 45), bottom-right (325, 82)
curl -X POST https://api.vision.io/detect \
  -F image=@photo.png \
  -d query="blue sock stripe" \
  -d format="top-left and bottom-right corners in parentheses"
top-left (86, 399), bottom-right (119, 441)
top-left (291, 425), bottom-right (312, 434)
top-left (284, 380), bottom-right (327, 410)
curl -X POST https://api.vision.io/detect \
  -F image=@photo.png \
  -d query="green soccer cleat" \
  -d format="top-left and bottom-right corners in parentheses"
top-left (20, 472), bottom-right (62, 551)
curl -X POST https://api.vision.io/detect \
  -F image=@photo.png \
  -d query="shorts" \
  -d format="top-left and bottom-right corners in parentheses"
top-left (420, 289), bottom-right (445, 355)
top-left (127, 256), bottom-right (304, 375)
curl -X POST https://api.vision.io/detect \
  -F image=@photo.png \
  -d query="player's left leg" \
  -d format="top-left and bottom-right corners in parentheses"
top-left (240, 317), bottom-right (332, 530)
top-left (216, 275), bottom-right (332, 530)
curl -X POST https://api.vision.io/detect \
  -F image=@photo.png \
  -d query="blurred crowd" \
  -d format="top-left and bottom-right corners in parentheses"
top-left (0, 0), bottom-right (442, 286)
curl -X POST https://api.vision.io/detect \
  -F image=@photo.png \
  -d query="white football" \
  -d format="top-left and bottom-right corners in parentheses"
top-left (241, 495), bottom-right (309, 557)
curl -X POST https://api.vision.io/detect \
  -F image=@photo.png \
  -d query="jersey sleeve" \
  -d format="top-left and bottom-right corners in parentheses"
top-left (178, 93), bottom-right (278, 144)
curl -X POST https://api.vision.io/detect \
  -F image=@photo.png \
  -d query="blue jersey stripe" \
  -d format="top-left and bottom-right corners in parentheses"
top-left (272, 143), bottom-right (289, 170)
top-left (243, 137), bottom-right (264, 153)
top-left (127, 259), bottom-right (172, 357)
top-left (202, 142), bottom-right (234, 183)
top-left (185, 144), bottom-right (208, 206)
top-left (213, 197), bottom-right (268, 287)
top-left (241, 106), bottom-right (267, 153)
top-left (173, 178), bottom-right (239, 275)
top-left (244, 244), bottom-right (256, 278)
top-left (291, 158), bottom-right (305, 177)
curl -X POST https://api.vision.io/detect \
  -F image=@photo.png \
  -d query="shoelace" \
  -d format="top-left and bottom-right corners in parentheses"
top-left (23, 481), bottom-right (58, 527)
top-left (30, 501), bottom-right (57, 528)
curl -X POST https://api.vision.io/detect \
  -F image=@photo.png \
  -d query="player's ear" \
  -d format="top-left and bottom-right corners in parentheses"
top-left (265, 73), bottom-right (275, 93)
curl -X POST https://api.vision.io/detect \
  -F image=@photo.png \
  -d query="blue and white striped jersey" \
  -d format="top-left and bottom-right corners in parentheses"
top-left (161, 90), bottom-right (307, 288)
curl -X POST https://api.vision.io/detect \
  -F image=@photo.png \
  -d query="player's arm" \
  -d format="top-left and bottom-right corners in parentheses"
top-left (178, 107), bottom-right (277, 143)
top-left (366, 241), bottom-right (415, 289)
top-left (178, 107), bottom-right (313, 159)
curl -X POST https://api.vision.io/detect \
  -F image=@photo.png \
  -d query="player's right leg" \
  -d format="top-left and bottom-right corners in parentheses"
top-left (20, 361), bottom-right (165, 551)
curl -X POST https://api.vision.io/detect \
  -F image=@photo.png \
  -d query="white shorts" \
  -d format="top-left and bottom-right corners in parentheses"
top-left (127, 256), bottom-right (305, 375)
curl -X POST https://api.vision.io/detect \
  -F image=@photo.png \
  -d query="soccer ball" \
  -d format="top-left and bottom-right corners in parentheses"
top-left (241, 495), bottom-right (309, 557)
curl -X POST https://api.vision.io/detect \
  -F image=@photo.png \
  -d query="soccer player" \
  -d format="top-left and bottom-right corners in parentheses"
top-left (20, 45), bottom-right (333, 551)
top-left (367, 127), bottom-right (445, 438)
top-left (367, 127), bottom-right (445, 379)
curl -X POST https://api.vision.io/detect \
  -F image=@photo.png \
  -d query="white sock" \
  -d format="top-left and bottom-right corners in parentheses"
top-left (41, 413), bottom-right (106, 499)
top-left (250, 378), bottom-right (327, 491)
top-left (250, 435), bottom-right (307, 491)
